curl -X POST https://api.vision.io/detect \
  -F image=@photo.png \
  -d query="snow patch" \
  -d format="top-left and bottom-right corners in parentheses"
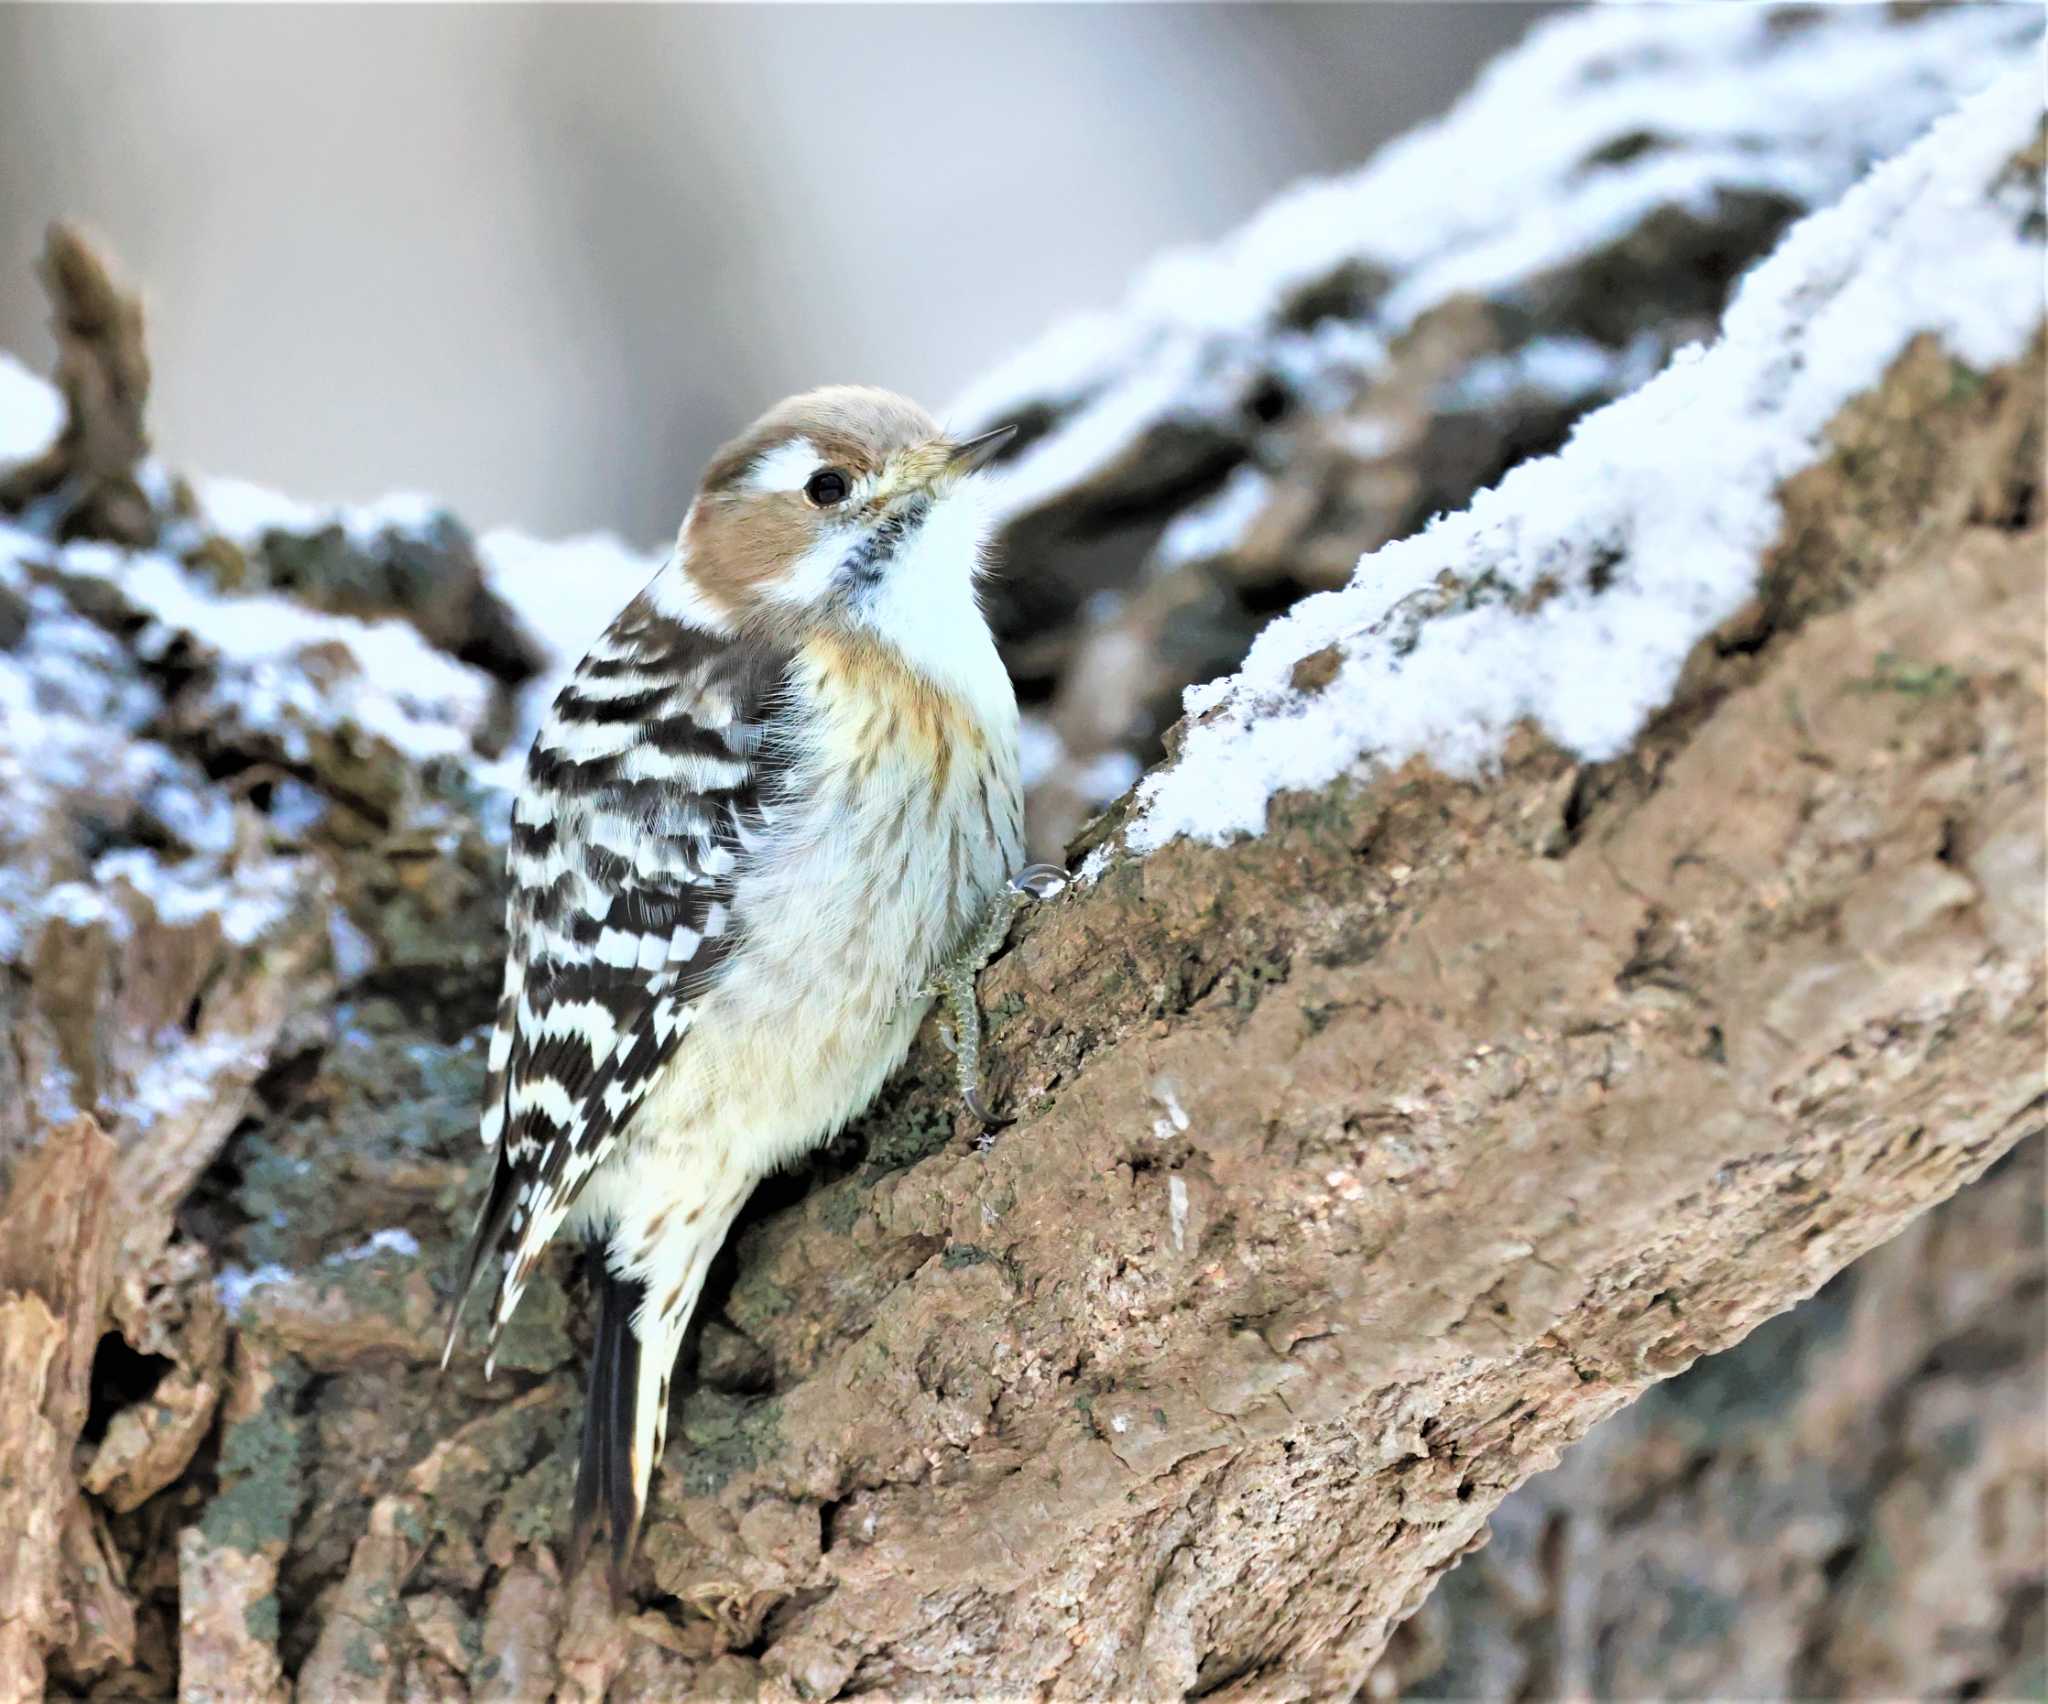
top-left (1112, 64), bottom-right (2045, 858)
top-left (1156, 465), bottom-right (1273, 569)
top-left (59, 542), bottom-right (496, 764)
top-left (1072, 749), bottom-right (1142, 808)
top-left (1017, 716), bottom-right (1063, 790)
top-left (1437, 335), bottom-right (1659, 414)
top-left (328, 908), bottom-right (377, 982)
top-left (475, 527), bottom-right (664, 761)
top-left (94, 847), bottom-right (304, 946)
top-left (475, 528), bottom-right (661, 680)
top-left (334, 1227), bottom-right (420, 1263)
top-left (0, 353), bottom-right (62, 468)
top-left (201, 477), bottom-right (445, 552)
top-left (1150, 1077), bottom-right (1191, 1141)
top-left (954, 4), bottom-right (2040, 519)
top-left (109, 1029), bottom-right (267, 1132)
top-left (215, 1263), bottom-right (295, 1319)
top-left (215, 1229), bottom-right (417, 1319)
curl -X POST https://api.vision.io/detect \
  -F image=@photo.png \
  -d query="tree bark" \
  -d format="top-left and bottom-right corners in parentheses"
top-left (652, 334), bottom-right (2040, 1699)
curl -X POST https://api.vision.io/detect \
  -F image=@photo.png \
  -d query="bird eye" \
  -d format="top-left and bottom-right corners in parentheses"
top-left (804, 467), bottom-right (851, 507)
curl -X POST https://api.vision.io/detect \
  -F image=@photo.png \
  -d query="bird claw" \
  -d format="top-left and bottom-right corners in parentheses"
top-left (1009, 862), bottom-right (1070, 903)
top-left (919, 860), bottom-right (1073, 1135)
top-left (963, 1085), bottom-right (1008, 1130)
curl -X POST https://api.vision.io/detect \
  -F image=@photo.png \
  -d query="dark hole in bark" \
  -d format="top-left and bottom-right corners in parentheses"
top-left (85, 1331), bottom-right (176, 1446)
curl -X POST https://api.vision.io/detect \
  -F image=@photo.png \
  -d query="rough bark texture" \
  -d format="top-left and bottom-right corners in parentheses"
top-left (1, 14), bottom-right (2042, 1700)
top-left (662, 352), bottom-right (2038, 1699)
top-left (1374, 1136), bottom-right (2046, 1702)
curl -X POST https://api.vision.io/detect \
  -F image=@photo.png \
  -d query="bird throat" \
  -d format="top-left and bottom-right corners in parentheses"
top-left (835, 495), bottom-right (931, 602)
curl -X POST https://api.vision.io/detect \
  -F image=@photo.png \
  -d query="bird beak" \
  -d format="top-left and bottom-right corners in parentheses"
top-left (944, 424), bottom-right (1017, 477)
top-left (892, 426), bottom-right (1017, 496)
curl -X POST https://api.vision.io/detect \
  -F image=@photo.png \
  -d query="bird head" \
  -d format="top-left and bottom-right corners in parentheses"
top-left (677, 386), bottom-right (1013, 642)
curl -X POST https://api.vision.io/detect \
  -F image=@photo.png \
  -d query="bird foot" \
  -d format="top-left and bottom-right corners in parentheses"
top-left (923, 863), bottom-right (1070, 1129)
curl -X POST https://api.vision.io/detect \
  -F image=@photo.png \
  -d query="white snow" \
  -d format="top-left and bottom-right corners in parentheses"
top-left (39, 881), bottom-right (117, 931)
top-left (0, 353), bottom-right (62, 468)
top-left (327, 908), bottom-right (377, 982)
top-left (1156, 465), bottom-right (1273, 569)
top-left (1150, 1077), bottom-right (1191, 1142)
top-left (474, 527), bottom-right (663, 762)
top-left (0, 533), bottom-right (159, 730)
top-left (0, 534), bottom-right (185, 961)
top-left (188, 450), bottom-right (664, 775)
top-left (1017, 715), bottom-right (1063, 790)
top-left (1072, 749), bottom-right (1142, 809)
top-left (1438, 335), bottom-right (1661, 414)
top-left (954, 3), bottom-right (2041, 521)
top-left (264, 777), bottom-right (330, 838)
top-left (978, 337), bottom-right (1234, 524)
top-left (1109, 62), bottom-right (2046, 861)
top-left (93, 847), bottom-right (305, 946)
top-left (214, 1262), bottom-right (294, 1319)
top-left (58, 542), bottom-right (497, 765)
top-left (215, 1229), bottom-right (418, 1318)
top-left (334, 1227), bottom-right (420, 1263)
top-left (0, 510), bottom-right (475, 969)
top-left (475, 528), bottom-right (660, 678)
top-left (447, 529), bottom-right (681, 822)
top-left (201, 476), bottom-right (445, 552)
top-left (27, 852), bottom-right (297, 950)
top-left (109, 1028), bottom-right (267, 1131)
top-left (195, 485), bottom-right (660, 771)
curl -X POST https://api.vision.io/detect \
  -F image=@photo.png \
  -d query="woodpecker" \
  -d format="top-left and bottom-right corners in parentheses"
top-left (441, 387), bottom-right (1061, 1591)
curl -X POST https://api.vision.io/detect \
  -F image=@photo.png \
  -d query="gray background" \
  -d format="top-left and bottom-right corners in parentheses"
top-left (0, 4), bottom-right (1540, 544)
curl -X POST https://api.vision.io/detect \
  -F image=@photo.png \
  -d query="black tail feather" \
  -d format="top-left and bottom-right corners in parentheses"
top-left (439, 1153), bottom-right (520, 1371)
top-left (566, 1270), bottom-right (610, 1576)
top-left (604, 1271), bottom-right (645, 1600)
top-left (568, 1250), bottom-right (646, 1601)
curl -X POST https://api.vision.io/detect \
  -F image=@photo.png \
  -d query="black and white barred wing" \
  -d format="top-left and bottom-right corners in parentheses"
top-left (444, 601), bottom-right (781, 1373)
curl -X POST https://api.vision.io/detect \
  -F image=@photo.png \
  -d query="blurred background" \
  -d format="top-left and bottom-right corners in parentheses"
top-left (0, 3), bottom-right (1540, 545)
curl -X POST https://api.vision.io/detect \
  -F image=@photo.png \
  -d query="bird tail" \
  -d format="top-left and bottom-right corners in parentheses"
top-left (439, 1153), bottom-right (519, 1373)
top-left (565, 1193), bottom-right (749, 1599)
top-left (569, 1256), bottom-right (646, 1597)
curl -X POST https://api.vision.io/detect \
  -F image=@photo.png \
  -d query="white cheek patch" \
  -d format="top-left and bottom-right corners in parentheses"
top-left (746, 437), bottom-right (823, 494)
top-left (646, 547), bottom-right (737, 636)
top-left (765, 532), bottom-right (844, 610)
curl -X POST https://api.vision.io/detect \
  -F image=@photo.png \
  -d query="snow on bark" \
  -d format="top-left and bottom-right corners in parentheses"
top-left (1109, 59), bottom-right (2046, 861)
top-left (948, 4), bottom-right (2043, 864)
top-left (956, 3), bottom-right (2041, 528)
